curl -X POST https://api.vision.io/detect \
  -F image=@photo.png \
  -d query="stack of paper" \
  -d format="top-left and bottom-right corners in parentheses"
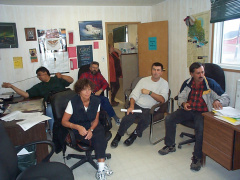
top-left (213, 106), bottom-right (240, 125)
top-left (0, 111), bottom-right (51, 131)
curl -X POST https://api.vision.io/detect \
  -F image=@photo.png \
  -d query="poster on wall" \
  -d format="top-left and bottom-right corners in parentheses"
top-left (187, 11), bottom-right (210, 67)
top-left (77, 45), bottom-right (93, 68)
top-left (37, 28), bottom-right (69, 73)
top-left (0, 22), bottom-right (18, 48)
top-left (29, 48), bottom-right (38, 62)
top-left (78, 21), bottom-right (103, 41)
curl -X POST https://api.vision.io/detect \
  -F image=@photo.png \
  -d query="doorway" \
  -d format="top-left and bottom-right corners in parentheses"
top-left (105, 22), bottom-right (140, 104)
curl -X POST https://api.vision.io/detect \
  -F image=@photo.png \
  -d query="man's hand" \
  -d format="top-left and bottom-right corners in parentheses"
top-left (2, 82), bottom-right (12, 88)
top-left (55, 72), bottom-right (62, 79)
top-left (95, 89), bottom-right (102, 96)
top-left (182, 102), bottom-right (192, 111)
top-left (127, 107), bottom-right (134, 115)
top-left (141, 88), bottom-right (150, 95)
top-left (77, 125), bottom-right (88, 136)
top-left (213, 100), bottom-right (223, 110)
top-left (85, 130), bottom-right (93, 140)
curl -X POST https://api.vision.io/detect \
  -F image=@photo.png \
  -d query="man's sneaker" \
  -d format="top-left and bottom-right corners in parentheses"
top-left (190, 156), bottom-right (201, 171)
top-left (104, 164), bottom-right (113, 176)
top-left (115, 118), bottom-right (121, 126)
top-left (158, 145), bottom-right (176, 155)
top-left (96, 170), bottom-right (106, 180)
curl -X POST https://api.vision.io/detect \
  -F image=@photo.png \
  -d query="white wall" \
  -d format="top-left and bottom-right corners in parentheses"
top-left (0, 5), bottom-right (151, 93)
top-left (152, 0), bottom-right (240, 108)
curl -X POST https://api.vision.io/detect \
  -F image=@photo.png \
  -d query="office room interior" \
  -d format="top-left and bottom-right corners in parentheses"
top-left (0, 0), bottom-right (240, 180)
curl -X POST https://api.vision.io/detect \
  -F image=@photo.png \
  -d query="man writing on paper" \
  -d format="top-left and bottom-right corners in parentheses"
top-left (1, 66), bottom-right (74, 132)
top-left (158, 62), bottom-right (230, 171)
top-left (111, 62), bottom-right (169, 148)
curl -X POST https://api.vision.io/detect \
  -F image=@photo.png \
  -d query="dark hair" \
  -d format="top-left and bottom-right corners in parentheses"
top-left (74, 78), bottom-right (95, 94)
top-left (152, 62), bottom-right (164, 71)
top-left (189, 62), bottom-right (204, 73)
top-left (36, 66), bottom-right (50, 76)
top-left (90, 61), bottom-right (99, 67)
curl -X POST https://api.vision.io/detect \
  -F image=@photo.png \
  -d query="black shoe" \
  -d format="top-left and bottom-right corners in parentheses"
top-left (158, 145), bottom-right (176, 155)
top-left (190, 156), bottom-right (201, 171)
top-left (124, 132), bottom-right (137, 146)
top-left (111, 133), bottom-right (121, 148)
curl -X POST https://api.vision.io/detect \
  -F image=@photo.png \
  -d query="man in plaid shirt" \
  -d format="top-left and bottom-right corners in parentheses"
top-left (158, 62), bottom-right (230, 171)
top-left (79, 61), bottom-right (121, 125)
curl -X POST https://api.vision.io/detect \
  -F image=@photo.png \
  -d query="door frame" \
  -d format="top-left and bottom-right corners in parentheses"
top-left (105, 22), bottom-right (140, 83)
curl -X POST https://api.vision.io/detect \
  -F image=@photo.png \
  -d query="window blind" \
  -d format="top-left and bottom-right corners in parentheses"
top-left (210, 0), bottom-right (240, 23)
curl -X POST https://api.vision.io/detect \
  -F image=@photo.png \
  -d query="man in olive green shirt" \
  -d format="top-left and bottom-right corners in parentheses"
top-left (2, 66), bottom-right (74, 131)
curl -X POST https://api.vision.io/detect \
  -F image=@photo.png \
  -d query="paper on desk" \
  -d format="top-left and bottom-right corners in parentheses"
top-left (0, 111), bottom-right (23, 121)
top-left (0, 95), bottom-right (11, 99)
top-left (17, 113), bottom-right (51, 131)
top-left (214, 115), bottom-right (240, 125)
top-left (214, 106), bottom-right (240, 118)
top-left (121, 109), bottom-right (142, 113)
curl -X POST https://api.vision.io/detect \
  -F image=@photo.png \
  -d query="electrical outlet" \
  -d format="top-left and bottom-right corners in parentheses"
top-left (102, 56), bottom-right (105, 62)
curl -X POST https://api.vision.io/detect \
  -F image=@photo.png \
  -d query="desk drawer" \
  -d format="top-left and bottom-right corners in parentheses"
top-left (203, 142), bottom-right (232, 170)
top-left (203, 119), bottom-right (234, 156)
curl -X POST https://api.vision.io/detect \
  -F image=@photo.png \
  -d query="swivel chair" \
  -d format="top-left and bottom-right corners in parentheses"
top-left (0, 122), bottom-right (74, 180)
top-left (177, 63), bottom-right (225, 149)
top-left (124, 77), bottom-right (171, 145)
top-left (50, 89), bottom-right (112, 171)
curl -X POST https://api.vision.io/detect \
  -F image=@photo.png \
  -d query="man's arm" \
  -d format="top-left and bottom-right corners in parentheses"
top-left (55, 73), bottom-right (74, 83)
top-left (95, 73), bottom-right (109, 96)
top-left (1, 82), bottom-right (29, 98)
top-left (127, 98), bottom-right (135, 115)
top-left (141, 88), bottom-right (165, 103)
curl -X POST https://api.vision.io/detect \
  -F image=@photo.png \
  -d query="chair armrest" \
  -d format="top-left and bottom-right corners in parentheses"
top-left (15, 140), bottom-right (55, 162)
top-left (124, 88), bottom-right (132, 109)
top-left (66, 128), bottom-right (77, 148)
top-left (149, 103), bottom-right (162, 114)
top-left (150, 100), bottom-right (170, 115)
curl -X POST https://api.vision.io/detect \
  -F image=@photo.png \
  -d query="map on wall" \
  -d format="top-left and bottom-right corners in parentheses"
top-left (37, 28), bottom-right (69, 74)
top-left (187, 11), bottom-right (210, 67)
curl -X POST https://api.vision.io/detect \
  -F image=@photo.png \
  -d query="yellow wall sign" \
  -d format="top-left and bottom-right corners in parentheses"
top-left (13, 57), bottom-right (23, 69)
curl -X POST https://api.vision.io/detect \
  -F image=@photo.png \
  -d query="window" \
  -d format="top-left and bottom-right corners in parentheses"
top-left (213, 18), bottom-right (240, 70)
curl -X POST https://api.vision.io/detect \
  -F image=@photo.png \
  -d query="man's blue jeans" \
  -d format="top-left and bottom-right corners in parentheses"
top-left (95, 95), bottom-right (116, 118)
top-left (46, 104), bottom-right (54, 131)
top-left (164, 109), bottom-right (204, 159)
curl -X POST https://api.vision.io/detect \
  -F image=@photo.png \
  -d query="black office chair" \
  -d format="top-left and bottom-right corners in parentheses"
top-left (124, 77), bottom-right (171, 145)
top-left (50, 89), bottom-right (112, 171)
top-left (0, 122), bottom-right (74, 180)
top-left (177, 63), bottom-right (225, 149)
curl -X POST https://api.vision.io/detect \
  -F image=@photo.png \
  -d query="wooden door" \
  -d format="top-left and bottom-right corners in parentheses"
top-left (138, 21), bottom-right (168, 81)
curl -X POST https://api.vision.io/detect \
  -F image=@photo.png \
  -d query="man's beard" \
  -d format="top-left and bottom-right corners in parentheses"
top-left (91, 70), bottom-right (97, 75)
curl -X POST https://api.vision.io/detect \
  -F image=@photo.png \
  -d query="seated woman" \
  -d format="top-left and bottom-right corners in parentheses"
top-left (61, 78), bottom-right (113, 180)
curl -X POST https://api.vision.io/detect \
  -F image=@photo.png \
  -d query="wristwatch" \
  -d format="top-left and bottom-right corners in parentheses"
top-left (89, 129), bottom-right (94, 132)
top-left (149, 91), bottom-right (152, 95)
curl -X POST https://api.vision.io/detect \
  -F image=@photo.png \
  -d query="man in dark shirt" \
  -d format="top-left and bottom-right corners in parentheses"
top-left (158, 62), bottom-right (230, 171)
top-left (79, 61), bottom-right (121, 125)
top-left (2, 66), bottom-right (74, 131)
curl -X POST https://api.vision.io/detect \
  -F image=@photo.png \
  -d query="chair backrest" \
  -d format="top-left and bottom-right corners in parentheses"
top-left (204, 63), bottom-right (225, 91)
top-left (77, 64), bottom-right (103, 79)
top-left (50, 89), bottom-right (77, 123)
top-left (130, 77), bottom-right (143, 90)
top-left (0, 122), bottom-right (18, 180)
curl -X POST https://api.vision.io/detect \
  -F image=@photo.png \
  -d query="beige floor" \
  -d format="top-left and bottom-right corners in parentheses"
top-left (50, 101), bottom-right (240, 180)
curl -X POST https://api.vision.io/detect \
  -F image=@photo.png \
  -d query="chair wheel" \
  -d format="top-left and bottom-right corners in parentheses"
top-left (178, 145), bottom-right (182, 149)
top-left (66, 156), bottom-right (71, 160)
top-left (180, 134), bottom-right (184, 138)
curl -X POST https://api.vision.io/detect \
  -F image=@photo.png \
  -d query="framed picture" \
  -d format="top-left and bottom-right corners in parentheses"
top-left (0, 22), bottom-right (18, 48)
top-left (78, 21), bottom-right (103, 41)
top-left (25, 28), bottom-right (37, 41)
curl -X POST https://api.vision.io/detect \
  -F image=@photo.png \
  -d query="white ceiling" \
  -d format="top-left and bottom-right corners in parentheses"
top-left (0, 0), bottom-right (166, 6)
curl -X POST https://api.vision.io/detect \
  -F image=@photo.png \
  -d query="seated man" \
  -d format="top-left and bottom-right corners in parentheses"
top-left (1, 66), bottom-right (74, 131)
top-left (79, 61), bottom-right (121, 125)
top-left (111, 62), bottom-right (169, 148)
top-left (158, 62), bottom-right (230, 171)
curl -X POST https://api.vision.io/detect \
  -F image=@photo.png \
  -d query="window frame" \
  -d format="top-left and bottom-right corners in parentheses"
top-left (212, 21), bottom-right (240, 72)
